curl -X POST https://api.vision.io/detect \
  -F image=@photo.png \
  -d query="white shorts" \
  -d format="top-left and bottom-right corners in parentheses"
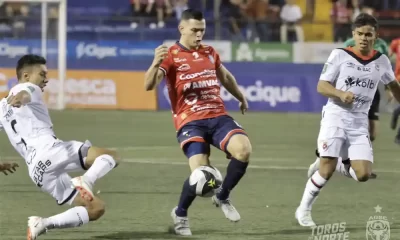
top-left (29, 139), bottom-right (92, 205)
top-left (317, 111), bottom-right (373, 162)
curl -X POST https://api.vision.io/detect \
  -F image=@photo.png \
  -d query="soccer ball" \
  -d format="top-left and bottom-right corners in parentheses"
top-left (189, 166), bottom-right (223, 198)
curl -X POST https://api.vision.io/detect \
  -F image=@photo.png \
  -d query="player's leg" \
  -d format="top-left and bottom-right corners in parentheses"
top-left (210, 116), bottom-right (251, 222)
top-left (296, 126), bottom-right (345, 227)
top-left (171, 123), bottom-right (210, 236)
top-left (27, 174), bottom-right (106, 239)
top-left (347, 129), bottom-right (374, 182)
top-left (310, 149), bottom-right (353, 179)
top-left (70, 141), bottom-right (120, 201)
top-left (368, 91), bottom-right (380, 178)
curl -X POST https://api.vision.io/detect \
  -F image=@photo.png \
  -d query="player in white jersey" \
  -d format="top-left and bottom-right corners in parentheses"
top-left (0, 55), bottom-right (121, 240)
top-left (295, 13), bottom-right (400, 227)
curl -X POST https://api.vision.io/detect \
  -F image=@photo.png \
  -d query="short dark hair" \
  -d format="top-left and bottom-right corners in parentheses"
top-left (181, 9), bottom-right (204, 21)
top-left (16, 54), bottom-right (46, 80)
top-left (352, 13), bottom-right (378, 30)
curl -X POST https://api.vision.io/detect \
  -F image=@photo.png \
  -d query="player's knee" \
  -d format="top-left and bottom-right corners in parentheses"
top-left (319, 157), bottom-right (337, 179)
top-left (231, 143), bottom-right (252, 162)
top-left (87, 198), bottom-right (106, 221)
top-left (86, 147), bottom-right (121, 168)
top-left (354, 170), bottom-right (370, 182)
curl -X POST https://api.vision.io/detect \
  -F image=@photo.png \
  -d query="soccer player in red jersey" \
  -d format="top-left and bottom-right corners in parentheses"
top-left (144, 9), bottom-right (251, 236)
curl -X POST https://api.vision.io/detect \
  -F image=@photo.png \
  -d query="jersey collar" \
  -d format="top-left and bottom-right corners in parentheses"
top-left (175, 41), bottom-right (202, 52)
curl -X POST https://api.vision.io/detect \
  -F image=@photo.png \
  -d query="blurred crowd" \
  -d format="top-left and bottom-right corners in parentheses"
top-left (1, 0), bottom-right (400, 42)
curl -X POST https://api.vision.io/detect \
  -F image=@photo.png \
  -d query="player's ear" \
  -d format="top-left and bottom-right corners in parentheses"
top-left (178, 24), bottom-right (184, 35)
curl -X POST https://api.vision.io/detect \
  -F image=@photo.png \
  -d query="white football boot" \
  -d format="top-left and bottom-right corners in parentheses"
top-left (295, 207), bottom-right (316, 227)
top-left (171, 207), bottom-right (192, 236)
top-left (212, 196), bottom-right (241, 222)
top-left (308, 158), bottom-right (320, 178)
top-left (27, 216), bottom-right (47, 240)
top-left (71, 176), bottom-right (94, 202)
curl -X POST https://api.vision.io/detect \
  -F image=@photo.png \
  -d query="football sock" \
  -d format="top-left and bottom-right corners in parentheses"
top-left (349, 167), bottom-right (359, 182)
top-left (175, 178), bottom-right (196, 217)
top-left (217, 158), bottom-right (248, 201)
top-left (84, 154), bottom-right (116, 186)
top-left (44, 206), bottom-right (89, 229)
top-left (299, 171), bottom-right (327, 210)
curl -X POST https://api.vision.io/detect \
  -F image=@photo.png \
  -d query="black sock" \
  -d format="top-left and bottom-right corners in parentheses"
top-left (175, 178), bottom-right (196, 217)
top-left (217, 158), bottom-right (248, 201)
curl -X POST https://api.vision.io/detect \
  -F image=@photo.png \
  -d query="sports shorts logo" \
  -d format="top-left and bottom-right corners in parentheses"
top-left (366, 205), bottom-right (390, 240)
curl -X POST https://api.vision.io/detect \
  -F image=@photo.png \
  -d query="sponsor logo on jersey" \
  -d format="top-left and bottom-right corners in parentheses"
top-left (33, 160), bottom-right (52, 188)
top-left (174, 58), bottom-right (187, 63)
top-left (177, 64), bottom-right (190, 72)
top-left (179, 69), bottom-right (216, 80)
top-left (183, 79), bottom-right (219, 91)
top-left (345, 76), bottom-right (375, 89)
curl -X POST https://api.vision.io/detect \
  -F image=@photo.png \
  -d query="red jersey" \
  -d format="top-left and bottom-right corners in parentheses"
top-left (390, 38), bottom-right (400, 79)
top-left (159, 42), bottom-right (228, 130)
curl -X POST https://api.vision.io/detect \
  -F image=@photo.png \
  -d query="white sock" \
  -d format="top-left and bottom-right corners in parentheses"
top-left (299, 171), bottom-right (327, 210)
top-left (84, 154), bottom-right (116, 185)
top-left (44, 206), bottom-right (89, 229)
top-left (349, 167), bottom-right (359, 181)
top-left (335, 160), bottom-right (351, 178)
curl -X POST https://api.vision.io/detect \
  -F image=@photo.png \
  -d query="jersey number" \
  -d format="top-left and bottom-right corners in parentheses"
top-left (10, 120), bottom-right (27, 148)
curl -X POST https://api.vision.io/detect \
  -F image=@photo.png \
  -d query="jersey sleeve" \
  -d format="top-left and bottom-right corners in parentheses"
top-left (380, 55), bottom-right (396, 85)
top-left (159, 52), bottom-right (174, 76)
top-left (19, 83), bottom-right (42, 103)
top-left (319, 49), bottom-right (341, 83)
top-left (213, 49), bottom-right (222, 69)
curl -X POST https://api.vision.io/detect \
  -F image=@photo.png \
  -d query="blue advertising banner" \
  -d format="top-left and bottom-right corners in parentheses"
top-left (0, 40), bottom-right (159, 70)
top-left (157, 63), bottom-right (327, 113)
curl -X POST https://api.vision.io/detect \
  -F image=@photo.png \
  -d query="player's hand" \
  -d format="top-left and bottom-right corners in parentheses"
top-left (153, 45), bottom-right (168, 65)
top-left (7, 93), bottom-right (24, 108)
top-left (0, 162), bottom-right (19, 175)
top-left (340, 91), bottom-right (354, 104)
top-left (239, 99), bottom-right (248, 114)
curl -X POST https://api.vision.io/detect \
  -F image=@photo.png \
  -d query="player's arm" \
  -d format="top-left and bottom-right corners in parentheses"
top-left (381, 55), bottom-right (400, 102)
top-left (317, 49), bottom-right (347, 100)
top-left (217, 65), bottom-right (245, 102)
top-left (144, 45), bottom-right (169, 91)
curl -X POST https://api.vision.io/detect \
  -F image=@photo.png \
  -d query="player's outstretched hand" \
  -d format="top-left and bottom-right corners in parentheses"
top-left (7, 93), bottom-right (24, 108)
top-left (153, 45), bottom-right (168, 65)
top-left (340, 91), bottom-right (354, 104)
top-left (0, 162), bottom-right (19, 175)
top-left (239, 99), bottom-right (248, 114)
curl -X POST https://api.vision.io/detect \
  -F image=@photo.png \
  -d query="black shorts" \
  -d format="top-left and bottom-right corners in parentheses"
top-left (368, 90), bottom-right (380, 121)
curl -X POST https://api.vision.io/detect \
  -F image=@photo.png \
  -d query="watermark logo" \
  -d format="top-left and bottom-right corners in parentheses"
top-left (366, 205), bottom-right (390, 240)
top-left (308, 222), bottom-right (349, 240)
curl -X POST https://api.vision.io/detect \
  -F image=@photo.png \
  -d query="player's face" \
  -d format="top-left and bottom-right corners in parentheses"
top-left (179, 19), bottom-right (206, 48)
top-left (26, 64), bottom-right (48, 91)
top-left (352, 25), bottom-right (377, 52)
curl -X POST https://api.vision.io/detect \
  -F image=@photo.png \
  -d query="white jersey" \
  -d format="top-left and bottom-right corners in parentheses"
top-left (320, 48), bottom-right (395, 114)
top-left (0, 82), bottom-right (56, 168)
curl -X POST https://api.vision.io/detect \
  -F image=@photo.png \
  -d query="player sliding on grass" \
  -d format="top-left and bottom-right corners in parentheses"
top-left (295, 13), bottom-right (400, 227)
top-left (144, 9), bottom-right (252, 236)
top-left (0, 54), bottom-right (120, 240)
